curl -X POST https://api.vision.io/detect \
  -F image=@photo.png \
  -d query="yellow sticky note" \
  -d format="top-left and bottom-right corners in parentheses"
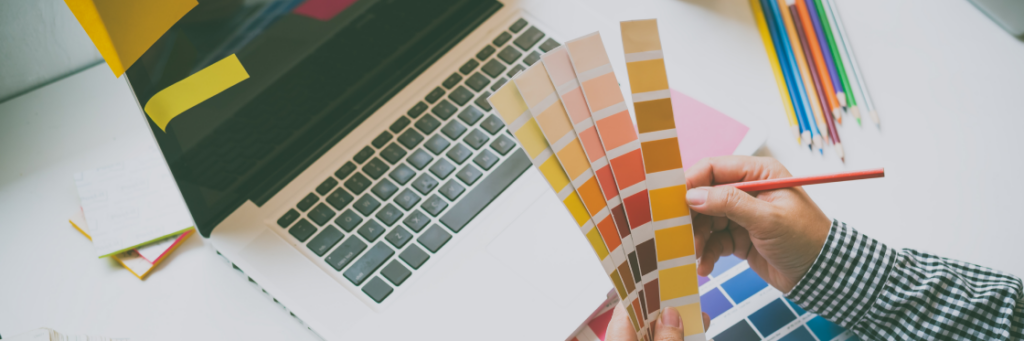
top-left (65, 0), bottom-right (197, 77)
top-left (144, 54), bottom-right (250, 131)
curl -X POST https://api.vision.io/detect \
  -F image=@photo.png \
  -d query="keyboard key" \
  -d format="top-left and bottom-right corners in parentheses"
top-left (407, 102), bottom-right (428, 118)
top-left (446, 143), bottom-right (473, 164)
top-left (481, 59), bottom-right (506, 78)
top-left (465, 73), bottom-right (490, 92)
top-left (476, 45), bottom-right (496, 60)
top-left (407, 149), bottom-right (434, 170)
top-left (335, 162), bottom-right (357, 180)
top-left (316, 177), bottom-right (338, 195)
top-left (430, 159), bottom-right (456, 179)
top-left (411, 173), bottom-right (439, 195)
top-left (389, 116), bottom-right (411, 133)
top-left (421, 195), bottom-right (449, 217)
top-left (389, 164), bottom-right (416, 185)
top-left (326, 188), bottom-right (355, 210)
top-left (439, 180), bottom-right (466, 200)
top-left (400, 244), bottom-right (430, 269)
top-left (490, 135), bottom-right (516, 155)
top-left (372, 131), bottom-right (393, 149)
top-left (456, 164), bottom-right (483, 185)
top-left (385, 226), bottom-right (413, 249)
top-left (514, 26), bottom-right (545, 50)
top-left (493, 32), bottom-right (512, 46)
top-left (497, 46), bottom-right (522, 64)
top-left (380, 261), bottom-right (412, 289)
top-left (375, 204), bottom-right (404, 226)
top-left (278, 209), bottom-right (300, 228)
top-left (371, 179), bottom-right (399, 201)
top-left (448, 86), bottom-right (474, 106)
top-left (523, 51), bottom-right (541, 66)
top-left (297, 193), bottom-right (318, 211)
top-left (441, 73), bottom-right (463, 89)
top-left (441, 120), bottom-right (467, 140)
top-left (425, 87), bottom-right (445, 103)
top-left (335, 210), bottom-right (363, 232)
top-left (344, 243), bottom-right (394, 285)
top-left (345, 173), bottom-right (372, 194)
top-left (490, 78), bottom-right (507, 91)
top-left (418, 224), bottom-right (452, 252)
top-left (354, 195), bottom-right (381, 216)
top-left (539, 38), bottom-right (560, 52)
top-left (307, 225), bottom-right (344, 256)
top-left (362, 158), bottom-right (390, 179)
top-left (432, 99), bottom-right (458, 120)
top-left (441, 149), bottom-right (530, 233)
top-left (325, 236), bottom-right (367, 271)
top-left (459, 59), bottom-right (480, 75)
top-left (415, 115), bottom-right (441, 134)
top-left (475, 92), bottom-right (493, 111)
top-left (464, 129), bottom-right (489, 149)
top-left (395, 189), bottom-right (422, 211)
top-left (458, 105), bottom-right (485, 126)
top-left (480, 114), bottom-right (505, 134)
top-left (358, 220), bottom-right (386, 242)
top-left (403, 210), bottom-right (430, 232)
top-left (354, 146), bottom-right (374, 164)
top-left (308, 203), bottom-right (336, 226)
top-left (506, 64), bottom-right (525, 78)
top-left (289, 219), bottom-right (317, 242)
top-left (397, 129), bottom-right (424, 149)
top-left (362, 276), bottom-right (394, 303)
top-left (380, 143), bottom-right (407, 165)
top-left (510, 18), bottom-right (528, 33)
top-left (424, 135), bottom-right (450, 155)
top-left (474, 149), bottom-right (500, 170)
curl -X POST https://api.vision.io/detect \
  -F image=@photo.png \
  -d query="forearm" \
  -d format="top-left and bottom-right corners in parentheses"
top-left (786, 220), bottom-right (1024, 339)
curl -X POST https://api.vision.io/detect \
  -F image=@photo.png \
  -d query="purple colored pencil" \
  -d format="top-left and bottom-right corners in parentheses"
top-left (804, 0), bottom-right (844, 101)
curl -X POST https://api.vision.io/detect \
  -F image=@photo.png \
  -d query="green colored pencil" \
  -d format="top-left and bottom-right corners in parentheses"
top-left (812, 0), bottom-right (860, 125)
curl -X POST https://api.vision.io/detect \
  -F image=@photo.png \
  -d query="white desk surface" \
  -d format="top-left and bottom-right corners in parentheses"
top-left (2, 0), bottom-right (1023, 339)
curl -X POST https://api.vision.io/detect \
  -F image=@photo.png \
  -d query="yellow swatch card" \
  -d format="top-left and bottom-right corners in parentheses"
top-left (65, 0), bottom-right (197, 77)
top-left (143, 54), bottom-right (250, 131)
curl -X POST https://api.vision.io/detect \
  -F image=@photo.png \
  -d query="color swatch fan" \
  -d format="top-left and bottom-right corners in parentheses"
top-left (490, 19), bottom-right (704, 341)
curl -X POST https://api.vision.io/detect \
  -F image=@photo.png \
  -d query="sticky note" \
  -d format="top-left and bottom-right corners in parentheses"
top-left (294, 0), bottom-right (359, 21)
top-left (65, 0), bottom-right (197, 77)
top-left (143, 54), bottom-right (250, 131)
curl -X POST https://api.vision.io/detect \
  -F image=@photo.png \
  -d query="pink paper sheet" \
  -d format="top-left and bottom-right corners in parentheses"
top-left (671, 90), bottom-right (749, 171)
top-left (293, 0), bottom-right (358, 21)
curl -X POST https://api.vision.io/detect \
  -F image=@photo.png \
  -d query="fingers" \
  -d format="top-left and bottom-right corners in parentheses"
top-left (686, 156), bottom-right (792, 189)
top-left (686, 185), bottom-right (778, 231)
top-left (703, 312), bottom-right (711, 331)
top-left (654, 307), bottom-right (684, 341)
top-left (606, 303), bottom-right (638, 341)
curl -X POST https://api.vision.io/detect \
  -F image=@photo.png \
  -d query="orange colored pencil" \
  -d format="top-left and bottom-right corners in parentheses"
top-left (794, 0), bottom-right (842, 123)
top-left (717, 168), bottom-right (884, 192)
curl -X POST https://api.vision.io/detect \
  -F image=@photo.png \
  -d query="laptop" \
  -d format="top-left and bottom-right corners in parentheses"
top-left (123, 0), bottom-right (612, 339)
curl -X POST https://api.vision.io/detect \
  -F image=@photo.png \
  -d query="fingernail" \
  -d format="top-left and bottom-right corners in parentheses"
top-left (687, 188), bottom-right (708, 206)
top-left (661, 307), bottom-right (682, 329)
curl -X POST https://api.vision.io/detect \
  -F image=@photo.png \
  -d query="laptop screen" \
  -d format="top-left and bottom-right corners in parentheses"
top-left (126, 0), bottom-right (502, 237)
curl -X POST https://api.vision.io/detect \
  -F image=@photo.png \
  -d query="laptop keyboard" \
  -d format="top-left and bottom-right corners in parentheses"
top-left (275, 18), bottom-right (559, 304)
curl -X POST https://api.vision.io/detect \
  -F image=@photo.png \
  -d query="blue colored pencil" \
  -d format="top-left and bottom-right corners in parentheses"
top-left (760, 0), bottom-right (809, 148)
top-left (767, 0), bottom-right (820, 152)
top-left (804, 0), bottom-right (845, 109)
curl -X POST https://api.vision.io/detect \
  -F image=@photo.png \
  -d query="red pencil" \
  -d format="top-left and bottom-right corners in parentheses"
top-left (716, 168), bottom-right (884, 192)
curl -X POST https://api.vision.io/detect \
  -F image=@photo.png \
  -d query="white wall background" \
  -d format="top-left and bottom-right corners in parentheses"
top-left (0, 0), bottom-right (103, 103)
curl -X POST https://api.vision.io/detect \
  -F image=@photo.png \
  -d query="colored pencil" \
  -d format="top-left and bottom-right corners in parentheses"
top-left (792, 8), bottom-right (844, 160)
top-left (794, 0), bottom-right (842, 124)
top-left (813, 0), bottom-right (860, 125)
top-left (750, 0), bottom-right (801, 144)
top-left (765, 0), bottom-right (814, 150)
top-left (826, 0), bottom-right (879, 127)
top-left (717, 168), bottom-right (883, 192)
top-left (805, 0), bottom-right (844, 109)
top-left (780, 0), bottom-right (827, 153)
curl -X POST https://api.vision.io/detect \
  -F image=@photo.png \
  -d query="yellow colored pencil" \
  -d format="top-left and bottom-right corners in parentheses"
top-left (750, 0), bottom-right (800, 144)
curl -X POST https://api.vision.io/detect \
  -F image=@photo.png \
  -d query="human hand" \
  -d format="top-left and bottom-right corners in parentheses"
top-left (686, 156), bottom-right (831, 293)
top-left (605, 304), bottom-right (710, 341)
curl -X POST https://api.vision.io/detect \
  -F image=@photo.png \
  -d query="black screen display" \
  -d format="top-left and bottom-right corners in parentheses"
top-left (126, 0), bottom-right (501, 236)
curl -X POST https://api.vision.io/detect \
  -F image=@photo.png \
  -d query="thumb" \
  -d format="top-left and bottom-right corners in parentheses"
top-left (654, 307), bottom-right (684, 341)
top-left (686, 186), bottom-right (775, 229)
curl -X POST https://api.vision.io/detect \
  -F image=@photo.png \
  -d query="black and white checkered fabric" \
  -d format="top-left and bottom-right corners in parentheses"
top-left (787, 220), bottom-right (1024, 340)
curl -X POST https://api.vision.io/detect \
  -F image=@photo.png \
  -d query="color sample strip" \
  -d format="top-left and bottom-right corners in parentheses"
top-left (749, 299), bottom-right (798, 336)
top-left (542, 47), bottom-right (644, 292)
top-left (700, 288), bottom-right (733, 320)
top-left (620, 19), bottom-right (705, 341)
top-left (143, 54), bottom-right (250, 131)
top-left (512, 63), bottom-right (649, 339)
top-left (565, 32), bottom-right (661, 334)
top-left (488, 83), bottom-right (645, 337)
top-left (720, 268), bottom-right (769, 304)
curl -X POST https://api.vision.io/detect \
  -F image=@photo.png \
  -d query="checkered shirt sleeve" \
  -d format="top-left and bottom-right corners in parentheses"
top-left (786, 220), bottom-right (1024, 340)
